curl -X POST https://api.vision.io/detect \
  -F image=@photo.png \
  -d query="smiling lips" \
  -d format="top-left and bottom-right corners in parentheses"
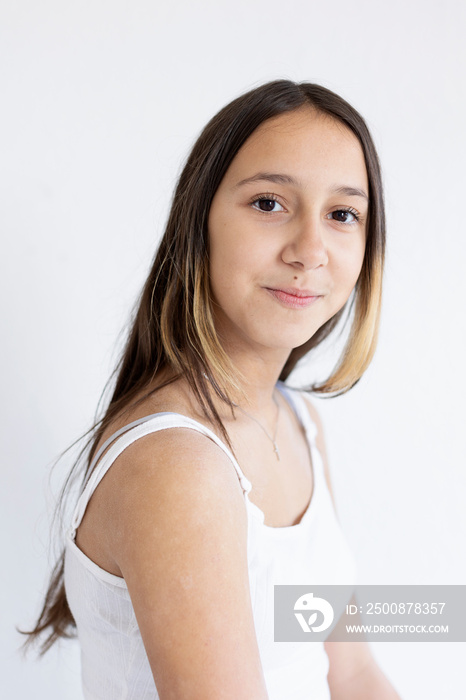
top-left (265, 287), bottom-right (324, 309)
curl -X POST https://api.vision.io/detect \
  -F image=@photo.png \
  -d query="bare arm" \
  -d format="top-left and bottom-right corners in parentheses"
top-left (106, 428), bottom-right (269, 700)
top-left (325, 638), bottom-right (402, 700)
top-left (303, 397), bottom-right (403, 700)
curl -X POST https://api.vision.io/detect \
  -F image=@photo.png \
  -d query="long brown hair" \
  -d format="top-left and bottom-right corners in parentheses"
top-left (24, 79), bottom-right (385, 653)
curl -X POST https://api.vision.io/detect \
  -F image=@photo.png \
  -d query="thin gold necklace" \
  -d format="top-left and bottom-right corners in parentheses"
top-left (236, 393), bottom-right (281, 461)
top-left (201, 372), bottom-right (281, 460)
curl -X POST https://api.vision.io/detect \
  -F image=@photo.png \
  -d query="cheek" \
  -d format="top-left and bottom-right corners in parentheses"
top-left (349, 245), bottom-right (366, 285)
top-left (208, 216), bottom-right (263, 286)
top-left (208, 225), bottom-right (248, 302)
top-left (209, 208), bottom-right (239, 264)
top-left (332, 238), bottom-right (366, 295)
top-left (344, 232), bottom-right (366, 275)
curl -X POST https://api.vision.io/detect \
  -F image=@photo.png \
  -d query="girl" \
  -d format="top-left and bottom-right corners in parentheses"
top-left (26, 80), bottom-right (401, 699)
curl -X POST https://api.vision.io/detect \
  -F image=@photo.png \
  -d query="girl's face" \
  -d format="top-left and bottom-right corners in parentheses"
top-left (207, 107), bottom-right (369, 361)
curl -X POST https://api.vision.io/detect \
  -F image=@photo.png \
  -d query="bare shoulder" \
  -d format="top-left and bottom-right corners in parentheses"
top-left (299, 392), bottom-right (325, 435)
top-left (99, 427), bottom-right (267, 699)
top-left (299, 392), bottom-right (337, 509)
top-left (105, 426), bottom-right (249, 561)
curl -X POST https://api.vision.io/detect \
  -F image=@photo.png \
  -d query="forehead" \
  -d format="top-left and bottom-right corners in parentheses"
top-left (223, 107), bottom-right (368, 191)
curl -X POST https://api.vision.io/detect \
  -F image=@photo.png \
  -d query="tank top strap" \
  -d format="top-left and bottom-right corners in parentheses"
top-left (276, 383), bottom-right (318, 445)
top-left (69, 412), bottom-right (252, 538)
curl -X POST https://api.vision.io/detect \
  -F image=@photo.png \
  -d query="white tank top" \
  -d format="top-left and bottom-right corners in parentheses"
top-left (64, 383), bottom-right (357, 700)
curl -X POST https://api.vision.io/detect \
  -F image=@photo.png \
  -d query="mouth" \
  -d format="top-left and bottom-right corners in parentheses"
top-left (264, 287), bottom-right (324, 309)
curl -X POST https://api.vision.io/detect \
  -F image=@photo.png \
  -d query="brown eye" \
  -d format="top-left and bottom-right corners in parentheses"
top-left (258, 199), bottom-right (276, 211)
top-left (251, 197), bottom-right (285, 213)
top-left (330, 209), bottom-right (358, 223)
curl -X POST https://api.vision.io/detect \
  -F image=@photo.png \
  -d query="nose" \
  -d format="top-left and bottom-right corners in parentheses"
top-left (281, 215), bottom-right (329, 270)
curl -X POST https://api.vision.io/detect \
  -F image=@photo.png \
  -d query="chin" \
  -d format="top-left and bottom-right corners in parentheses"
top-left (255, 329), bottom-right (321, 353)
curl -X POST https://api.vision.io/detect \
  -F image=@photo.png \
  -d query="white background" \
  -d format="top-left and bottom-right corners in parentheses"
top-left (1, 1), bottom-right (465, 698)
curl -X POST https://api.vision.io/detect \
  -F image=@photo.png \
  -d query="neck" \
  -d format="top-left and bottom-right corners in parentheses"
top-left (204, 299), bottom-right (296, 415)
top-left (211, 340), bottom-right (291, 416)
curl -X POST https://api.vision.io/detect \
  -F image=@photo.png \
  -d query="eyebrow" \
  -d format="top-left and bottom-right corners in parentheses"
top-left (235, 172), bottom-right (369, 201)
top-left (331, 185), bottom-right (369, 201)
top-left (235, 172), bottom-right (297, 188)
